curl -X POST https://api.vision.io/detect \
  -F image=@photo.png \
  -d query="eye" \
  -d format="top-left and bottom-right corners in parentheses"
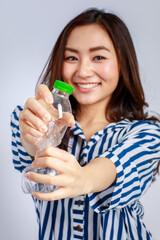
top-left (65, 56), bottom-right (78, 61)
top-left (94, 56), bottom-right (105, 61)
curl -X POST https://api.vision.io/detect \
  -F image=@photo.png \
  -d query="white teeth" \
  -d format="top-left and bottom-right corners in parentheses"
top-left (77, 83), bottom-right (98, 89)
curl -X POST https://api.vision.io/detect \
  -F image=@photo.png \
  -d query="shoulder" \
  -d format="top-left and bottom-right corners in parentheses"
top-left (115, 119), bottom-right (160, 142)
top-left (114, 118), bottom-right (160, 131)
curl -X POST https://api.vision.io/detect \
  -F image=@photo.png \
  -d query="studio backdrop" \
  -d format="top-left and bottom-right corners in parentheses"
top-left (1, 0), bottom-right (160, 239)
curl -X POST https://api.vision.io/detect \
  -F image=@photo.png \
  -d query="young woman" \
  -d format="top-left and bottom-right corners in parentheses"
top-left (11, 8), bottom-right (160, 240)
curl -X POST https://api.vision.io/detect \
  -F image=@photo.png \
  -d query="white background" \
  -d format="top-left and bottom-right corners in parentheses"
top-left (1, 0), bottom-right (160, 239)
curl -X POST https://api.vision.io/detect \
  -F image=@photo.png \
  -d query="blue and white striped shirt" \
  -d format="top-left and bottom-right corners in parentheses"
top-left (11, 106), bottom-right (160, 240)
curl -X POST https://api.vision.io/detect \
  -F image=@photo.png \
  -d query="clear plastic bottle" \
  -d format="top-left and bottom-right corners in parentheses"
top-left (21, 80), bottom-right (74, 194)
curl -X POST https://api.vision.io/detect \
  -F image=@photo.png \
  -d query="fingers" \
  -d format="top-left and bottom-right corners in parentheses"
top-left (26, 171), bottom-right (61, 187)
top-left (26, 146), bottom-right (85, 201)
top-left (20, 96), bottom-right (53, 138)
top-left (23, 84), bottom-right (75, 129)
top-left (32, 147), bottom-right (76, 174)
top-left (32, 156), bottom-right (69, 173)
top-left (20, 108), bottom-right (48, 131)
top-left (24, 98), bottom-right (51, 122)
top-left (36, 84), bottom-right (75, 127)
top-left (26, 170), bottom-right (73, 189)
top-left (19, 83), bottom-right (75, 153)
top-left (36, 84), bottom-right (53, 104)
top-left (26, 171), bottom-right (76, 201)
top-left (19, 120), bottom-right (43, 138)
top-left (35, 146), bottom-right (75, 162)
top-left (32, 187), bottom-right (70, 201)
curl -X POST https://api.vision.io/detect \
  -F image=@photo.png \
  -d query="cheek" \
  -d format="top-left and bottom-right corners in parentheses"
top-left (97, 62), bottom-right (113, 77)
top-left (62, 63), bottom-right (67, 80)
top-left (62, 64), bottom-right (78, 87)
top-left (101, 62), bottom-right (119, 82)
top-left (101, 65), bottom-right (110, 76)
top-left (62, 63), bottom-right (71, 82)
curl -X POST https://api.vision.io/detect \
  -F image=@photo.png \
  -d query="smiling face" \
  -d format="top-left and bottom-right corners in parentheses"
top-left (62, 24), bottom-right (120, 110)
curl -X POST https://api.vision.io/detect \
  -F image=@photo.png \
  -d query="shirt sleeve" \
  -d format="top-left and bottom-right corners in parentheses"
top-left (10, 105), bottom-right (32, 172)
top-left (88, 120), bottom-right (160, 214)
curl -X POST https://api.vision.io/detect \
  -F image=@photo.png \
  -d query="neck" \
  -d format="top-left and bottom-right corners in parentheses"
top-left (76, 100), bottom-right (109, 123)
top-left (75, 103), bottom-right (109, 142)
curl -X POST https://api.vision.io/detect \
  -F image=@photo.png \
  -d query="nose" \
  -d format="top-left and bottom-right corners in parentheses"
top-left (77, 59), bottom-right (93, 78)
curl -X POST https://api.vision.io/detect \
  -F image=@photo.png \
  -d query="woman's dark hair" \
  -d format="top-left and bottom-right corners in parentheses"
top-left (37, 8), bottom-right (160, 173)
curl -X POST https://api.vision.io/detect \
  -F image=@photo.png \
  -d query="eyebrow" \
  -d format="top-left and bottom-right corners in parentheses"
top-left (90, 46), bottom-right (110, 52)
top-left (64, 46), bottom-right (110, 53)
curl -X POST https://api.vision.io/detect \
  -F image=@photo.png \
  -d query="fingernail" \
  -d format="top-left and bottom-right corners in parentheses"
top-left (40, 125), bottom-right (48, 132)
top-left (36, 131), bottom-right (43, 137)
top-left (43, 113), bottom-right (50, 120)
top-left (46, 96), bottom-right (53, 104)
top-left (43, 113), bottom-right (51, 121)
top-left (68, 119), bottom-right (75, 127)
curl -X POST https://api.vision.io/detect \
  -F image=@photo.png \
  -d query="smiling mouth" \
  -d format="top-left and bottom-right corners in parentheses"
top-left (77, 83), bottom-right (99, 89)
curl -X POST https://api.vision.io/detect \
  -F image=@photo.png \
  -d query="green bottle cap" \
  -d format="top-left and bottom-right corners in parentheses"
top-left (54, 80), bottom-right (74, 94)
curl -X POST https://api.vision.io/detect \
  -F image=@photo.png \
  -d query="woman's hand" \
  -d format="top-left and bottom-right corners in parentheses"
top-left (19, 84), bottom-right (75, 156)
top-left (26, 146), bottom-right (91, 201)
top-left (25, 146), bottom-right (117, 201)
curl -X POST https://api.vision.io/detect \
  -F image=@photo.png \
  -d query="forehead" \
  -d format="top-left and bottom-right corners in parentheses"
top-left (66, 24), bottom-right (113, 49)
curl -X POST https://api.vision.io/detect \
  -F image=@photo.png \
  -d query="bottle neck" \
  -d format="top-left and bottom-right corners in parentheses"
top-left (52, 88), bottom-right (70, 98)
